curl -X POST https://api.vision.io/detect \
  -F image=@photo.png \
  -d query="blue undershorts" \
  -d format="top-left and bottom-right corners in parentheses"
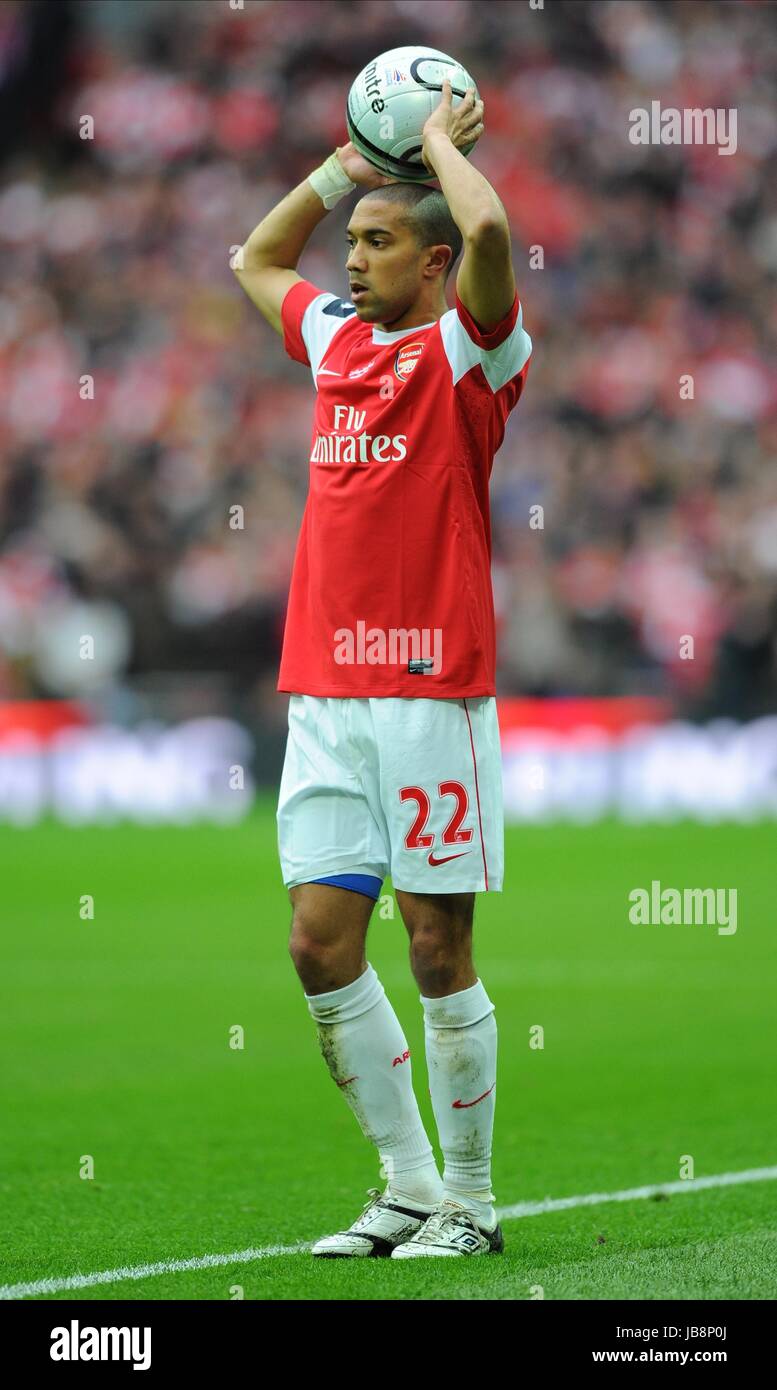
top-left (309, 873), bottom-right (383, 901)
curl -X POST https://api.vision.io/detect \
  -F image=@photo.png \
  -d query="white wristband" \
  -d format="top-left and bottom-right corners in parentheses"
top-left (308, 151), bottom-right (356, 209)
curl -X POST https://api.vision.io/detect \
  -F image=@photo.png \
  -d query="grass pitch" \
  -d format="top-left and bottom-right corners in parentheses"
top-left (1, 805), bottom-right (775, 1300)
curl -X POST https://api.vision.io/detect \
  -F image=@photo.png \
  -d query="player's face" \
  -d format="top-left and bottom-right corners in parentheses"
top-left (345, 202), bottom-right (443, 327)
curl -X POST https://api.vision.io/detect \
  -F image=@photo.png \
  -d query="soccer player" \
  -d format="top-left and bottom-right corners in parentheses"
top-left (233, 79), bottom-right (532, 1257)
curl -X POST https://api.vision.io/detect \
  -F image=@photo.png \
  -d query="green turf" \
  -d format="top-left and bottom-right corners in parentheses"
top-left (1, 806), bottom-right (775, 1300)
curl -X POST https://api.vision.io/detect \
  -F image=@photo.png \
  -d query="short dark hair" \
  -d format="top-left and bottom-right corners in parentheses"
top-left (357, 183), bottom-right (463, 282)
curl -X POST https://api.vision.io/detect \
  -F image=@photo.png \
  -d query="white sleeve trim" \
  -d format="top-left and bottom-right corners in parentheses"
top-left (301, 293), bottom-right (358, 385)
top-left (439, 302), bottom-right (532, 393)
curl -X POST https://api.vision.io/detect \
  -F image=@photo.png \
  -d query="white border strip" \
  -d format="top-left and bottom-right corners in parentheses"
top-left (3, 1165), bottom-right (775, 1300)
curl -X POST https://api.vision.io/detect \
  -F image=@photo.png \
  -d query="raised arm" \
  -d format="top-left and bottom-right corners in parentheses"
top-left (232, 146), bottom-right (396, 335)
top-left (421, 78), bottom-right (516, 331)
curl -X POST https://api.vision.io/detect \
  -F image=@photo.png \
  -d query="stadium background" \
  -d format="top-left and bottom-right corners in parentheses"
top-left (1, 0), bottom-right (776, 812)
top-left (2, 0), bottom-right (776, 1304)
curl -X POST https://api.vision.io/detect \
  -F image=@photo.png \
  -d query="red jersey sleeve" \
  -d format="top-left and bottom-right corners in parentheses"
top-left (454, 289), bottom-right (521, 350)
top-left (280, 279), bottom-right (328, 366)
top-left (442, 289), bottom-right (532, 394)
top-left (280, 280), bottom-right (360, 377)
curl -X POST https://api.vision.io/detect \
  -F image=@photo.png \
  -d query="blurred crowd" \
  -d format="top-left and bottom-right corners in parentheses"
top-left (1, 0), bottom-right (776, 726)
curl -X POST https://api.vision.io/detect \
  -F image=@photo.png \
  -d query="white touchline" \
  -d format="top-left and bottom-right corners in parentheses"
top-left (2, 1165), bottom-right (775, 1299)
top-left (495, 1165), bottom-right (777, 1218)
top-left (0, 1243), bottom-right (312, 1301)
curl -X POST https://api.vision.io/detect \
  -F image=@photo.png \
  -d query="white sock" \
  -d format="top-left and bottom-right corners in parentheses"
top-left (421, 979), bottom-right (498, 1227)
top-left (306, 964), bottom-right (443, 1207)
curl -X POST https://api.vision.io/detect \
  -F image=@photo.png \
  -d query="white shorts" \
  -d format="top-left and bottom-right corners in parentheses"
top-left (276, 695), bottom-right (504, 894)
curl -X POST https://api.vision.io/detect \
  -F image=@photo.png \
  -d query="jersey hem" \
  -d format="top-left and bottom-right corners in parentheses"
top-left (277, 683), bottom-right (497, 697)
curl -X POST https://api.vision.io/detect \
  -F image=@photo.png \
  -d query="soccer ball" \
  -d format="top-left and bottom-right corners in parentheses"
top-left (347, 46), bottom-right (480, 182)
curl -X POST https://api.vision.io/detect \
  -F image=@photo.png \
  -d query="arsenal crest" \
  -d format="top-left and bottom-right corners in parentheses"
top-left (394, 340), bottom-right (425, 382)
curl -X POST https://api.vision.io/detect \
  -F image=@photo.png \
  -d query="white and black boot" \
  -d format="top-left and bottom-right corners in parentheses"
top-left (391, 1197), bottom-right (504, 1258)
top-left (311, 1187), bottom-right (438, 1258)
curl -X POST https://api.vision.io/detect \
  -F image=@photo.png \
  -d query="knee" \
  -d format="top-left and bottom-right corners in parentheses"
top-left (288, 912), bottom-right (363, 992)
top-left (288, 914), bottom-right (328, 974)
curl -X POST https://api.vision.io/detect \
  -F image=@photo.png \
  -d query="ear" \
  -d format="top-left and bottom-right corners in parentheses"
top-left (424, 243), bottom-right (453, 280)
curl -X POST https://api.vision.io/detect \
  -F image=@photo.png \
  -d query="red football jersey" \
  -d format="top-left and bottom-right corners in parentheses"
top-left (278, 278), bottom-right (532, 696)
